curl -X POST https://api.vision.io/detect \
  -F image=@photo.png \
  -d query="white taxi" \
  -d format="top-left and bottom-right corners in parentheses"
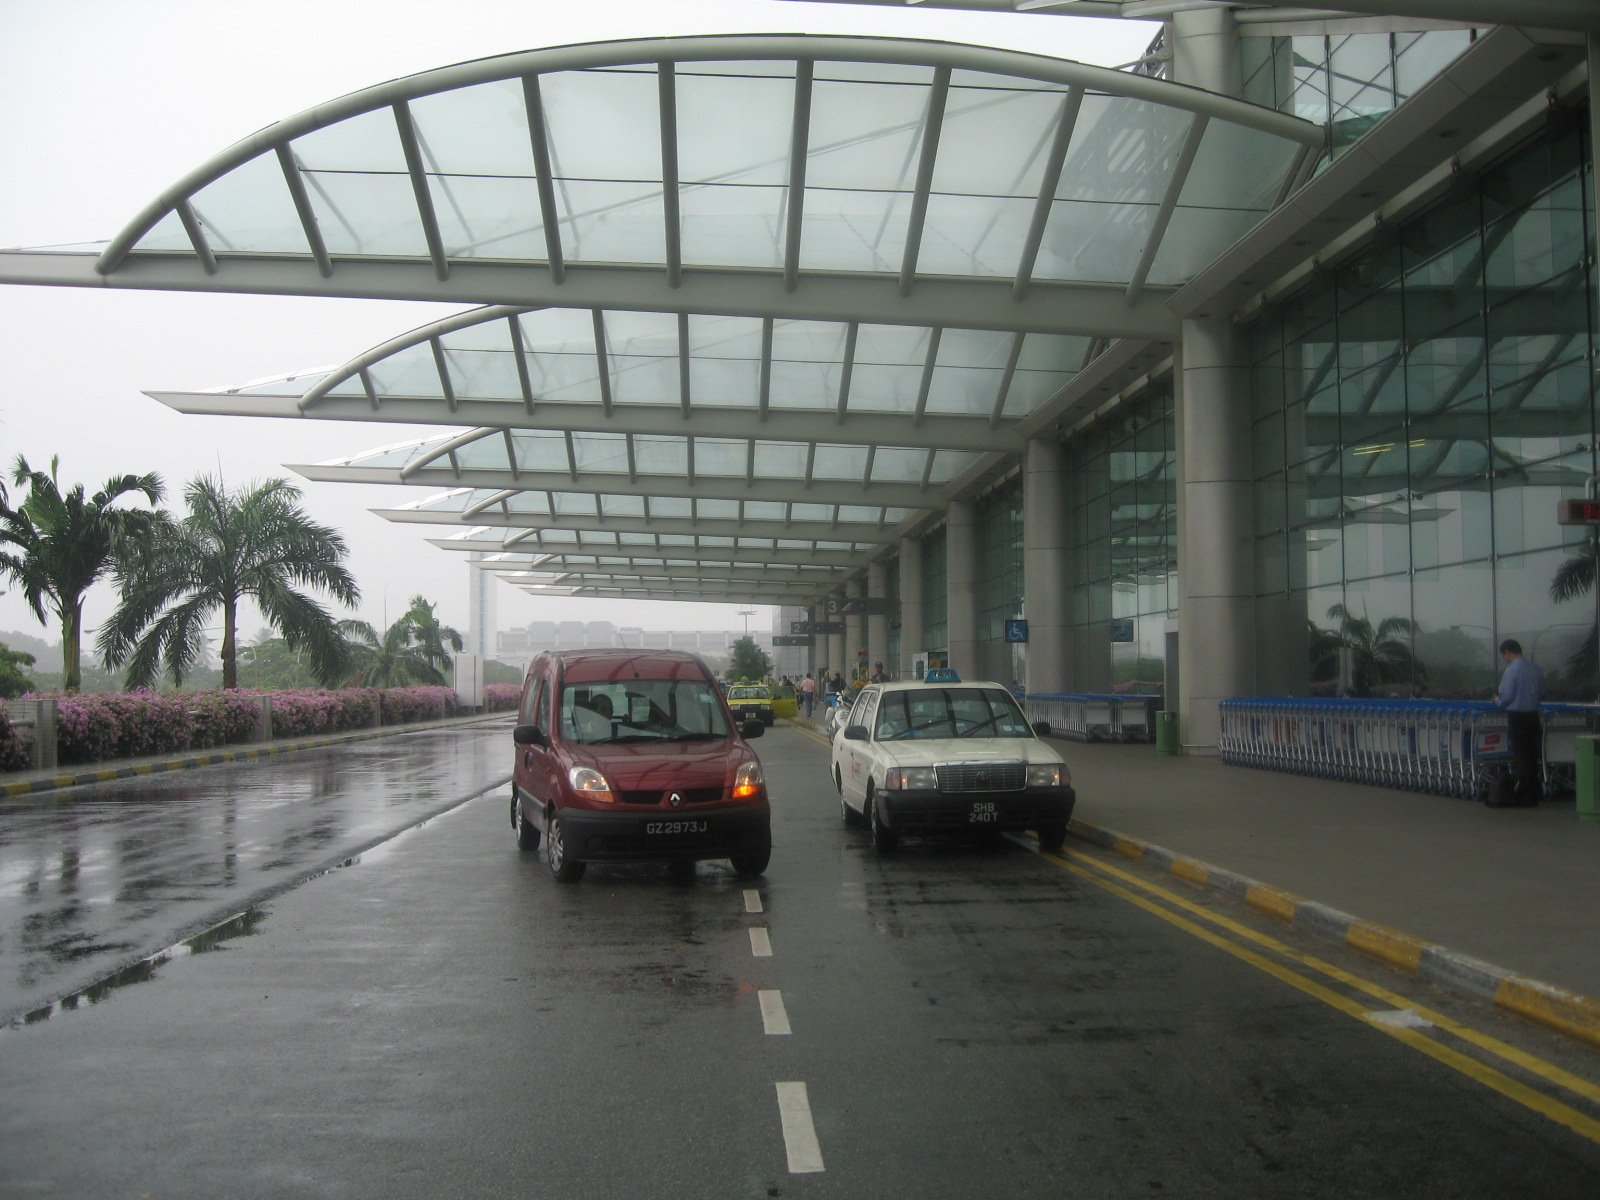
top-left (830, 670), bottom-right (1075, 853)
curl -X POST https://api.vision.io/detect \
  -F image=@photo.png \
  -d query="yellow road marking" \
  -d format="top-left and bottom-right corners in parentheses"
top-left (1040, 843), bottom-right (1600, 1142)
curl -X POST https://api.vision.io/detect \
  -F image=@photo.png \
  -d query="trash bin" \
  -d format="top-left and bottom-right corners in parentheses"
top-left (1156, 710), bottom-right (1180, 756)
top-left (1576, 734), bottom-right (1600, 822)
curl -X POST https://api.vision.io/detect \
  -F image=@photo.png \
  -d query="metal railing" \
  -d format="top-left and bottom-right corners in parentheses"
top-left (1217, 698), bottom-right (1595, 799)
top-left (1025, 694), bottom-right (1159, 743)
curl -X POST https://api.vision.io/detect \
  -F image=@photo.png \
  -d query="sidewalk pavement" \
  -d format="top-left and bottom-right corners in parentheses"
top-left (797, 710), bottom-right (1600, 1049)
top-left (1, 710), bottom-right (511, 801)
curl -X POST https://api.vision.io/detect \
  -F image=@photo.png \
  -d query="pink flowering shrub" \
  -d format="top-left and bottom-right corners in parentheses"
top-left (5, 682), bottom-right (482, 771)
top-left (484, 683), bottom-right (521, 712)
top-left (0, 708), bottom-right (30, 771)
top-left (380, 685), bottom-right (458, 724)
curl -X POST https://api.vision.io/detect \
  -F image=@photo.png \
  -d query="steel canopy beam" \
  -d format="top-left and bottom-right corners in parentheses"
top-left (373, 507), bottom-right (904, 544)
top-left (431, 538), bottom-right (869, 568)
top-left (0, 253), bottom-right (1183, 342)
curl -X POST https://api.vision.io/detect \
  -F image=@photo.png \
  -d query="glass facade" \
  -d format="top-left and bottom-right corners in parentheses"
top-left (1240, 28), bottom-right (1477, 158)
top-left (1063, 385), bottom-right (1177, 695)
top-left (1249, 118), bottom-right (1597, 699)
top-left (976, 479), bottom-right (1024, 685)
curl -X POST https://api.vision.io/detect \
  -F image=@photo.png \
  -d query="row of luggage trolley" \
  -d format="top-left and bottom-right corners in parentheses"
top-left (1216, 698), bottom-right (1597, 800)
top-left (1025, 694), bottom-right (1158, 743)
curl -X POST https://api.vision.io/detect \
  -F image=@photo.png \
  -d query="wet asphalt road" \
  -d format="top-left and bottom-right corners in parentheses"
top-left (0, 721), bottom-right (514, 1022)
top-left (4, 724), bottom-right (1600, 1198)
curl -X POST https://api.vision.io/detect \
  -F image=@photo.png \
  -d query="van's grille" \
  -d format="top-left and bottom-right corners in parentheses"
top-left (934, 762), bottom-right (1025, 793)
top-left (619, 787), bottom-right (725, 806)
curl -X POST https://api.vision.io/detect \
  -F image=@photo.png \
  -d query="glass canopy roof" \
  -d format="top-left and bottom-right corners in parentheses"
top-left (1, 33), bottom-right (1323, 608)
top-left (103, 37), bottom-right (1319, 300)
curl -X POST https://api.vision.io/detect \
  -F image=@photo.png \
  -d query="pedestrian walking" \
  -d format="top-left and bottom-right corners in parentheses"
top-left (1491, 638), bottom-right (1545, 807)
top-left (799, 672), bottom-right (816, 718)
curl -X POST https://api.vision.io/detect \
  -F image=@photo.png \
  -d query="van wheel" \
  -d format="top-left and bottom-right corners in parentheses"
top-left (867, 791), bottom-right (898, 854)
top-left (546, 814), bottom-right (586, 883)
top-left (731, 847), bottom-right (771, 877)
top-left (514, 800), bottom-right (541, 851)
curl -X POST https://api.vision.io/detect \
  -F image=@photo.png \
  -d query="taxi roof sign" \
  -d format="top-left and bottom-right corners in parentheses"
top-left (924, 667), bottom-right (961, 683)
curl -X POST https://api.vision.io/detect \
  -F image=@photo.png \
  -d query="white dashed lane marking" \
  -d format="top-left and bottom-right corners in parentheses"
top-left (758, 989), bottom-right (792, 1035)
top-left (744, 889), bottom-right (764, 913)
top-left (775, 1082), bottom-right (825, 1173)
top-left (749, 927), bottom-right (773, 957)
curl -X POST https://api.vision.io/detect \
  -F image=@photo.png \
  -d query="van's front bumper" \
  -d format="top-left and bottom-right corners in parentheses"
top-left (559, 801), bottom-right (772, 862)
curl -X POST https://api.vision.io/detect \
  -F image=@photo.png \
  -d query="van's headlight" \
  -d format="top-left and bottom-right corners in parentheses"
top-left (1027, 763), bottom-right (1065, 788)
top-left (733, 760), bottom-right (765, 799)
top-left (885, 766), bottom-right (937, 790)
top-left (568, 766), bottom-right (616, 802)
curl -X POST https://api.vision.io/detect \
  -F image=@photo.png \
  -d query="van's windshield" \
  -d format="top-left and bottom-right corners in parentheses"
top-left (561, 679), bottom-right (732, 745)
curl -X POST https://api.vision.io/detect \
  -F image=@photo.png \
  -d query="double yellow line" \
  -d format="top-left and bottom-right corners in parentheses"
top-left (1039, 841), bottom-right (1600, 1145)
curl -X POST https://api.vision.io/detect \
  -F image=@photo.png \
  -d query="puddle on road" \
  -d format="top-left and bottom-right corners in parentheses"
top-left (4, 786), bottom-right (497, 1030)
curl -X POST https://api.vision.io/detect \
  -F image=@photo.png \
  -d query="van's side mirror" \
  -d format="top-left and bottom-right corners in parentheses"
top-left (1032, 721), bottom-right (1051, 737)
top-left (741, 719), bottom-right (765, 739)
top-left (843, 724), bottom-right (870, 742)
top-left (513, 724), bottom-right (547, 747)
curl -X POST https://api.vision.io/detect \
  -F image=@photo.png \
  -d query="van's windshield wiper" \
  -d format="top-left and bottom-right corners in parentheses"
top-left (664, 731), bottom-right (724, 742)
top-left (592, 733), bottom-right (665, 744)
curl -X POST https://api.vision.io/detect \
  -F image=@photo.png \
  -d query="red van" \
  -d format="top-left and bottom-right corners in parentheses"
top-left (510, 649), bottom-right (771, 883)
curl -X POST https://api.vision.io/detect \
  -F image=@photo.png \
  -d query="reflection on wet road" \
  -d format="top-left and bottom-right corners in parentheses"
top-left (0, 721), bottom-right (512, 1020)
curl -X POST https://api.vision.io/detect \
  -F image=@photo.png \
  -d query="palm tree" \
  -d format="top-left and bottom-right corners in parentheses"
top-left (338, 614), bottom-right (449, 688)
top-left (1324, 602), bottom-right (1428, 695)
top-left (0, 455), bottom-right (164, 691)
top-left (398, 594), bottom-right (463, 678)
top-left (98, 475), bottom-right (359, 689)
top-left (1549, 536), bottom-right (1598, 682)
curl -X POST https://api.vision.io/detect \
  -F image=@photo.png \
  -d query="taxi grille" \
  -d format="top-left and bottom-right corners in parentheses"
top-left (619, 787), bottom-right (724, 806)
top-left (934, 762), bottom-right (1026, 793)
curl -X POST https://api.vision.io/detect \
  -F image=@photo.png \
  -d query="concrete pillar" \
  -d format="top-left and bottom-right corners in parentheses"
top-left (825, 590), bottom-right (844, 682)
top-left (1023, 437), bottom-right (1071, 696)
top-left (1177, 314), bottom-right (1256, 751)
top-left (867, 558), bottom-right (890, 679)
top-left (1169, 9), bottom-right (1240, 98)
top-left (842, 575), bottom-right (863, 683)
top-left (946, 498), bottom-right (981, 679)
top-left (898, 535), bottom-right (924, 682)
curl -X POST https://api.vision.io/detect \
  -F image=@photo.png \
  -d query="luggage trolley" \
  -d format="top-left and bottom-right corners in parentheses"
top-left (1539, 703), bottom-right (1600, 800)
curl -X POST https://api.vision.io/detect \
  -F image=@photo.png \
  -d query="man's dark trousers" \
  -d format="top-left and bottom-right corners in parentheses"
top-left (1507, 709), bottom-right (1543, 805)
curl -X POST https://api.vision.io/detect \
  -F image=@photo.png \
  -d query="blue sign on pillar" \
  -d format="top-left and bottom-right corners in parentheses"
top-left (1004, 619), bottom-right (1029, 643)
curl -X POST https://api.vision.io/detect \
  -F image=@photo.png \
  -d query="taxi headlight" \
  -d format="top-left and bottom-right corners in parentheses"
top-left (1027, 763), bottom-right (1064, 788)
top-left (733, 760), bottom-right (765, 800)
top-left (885, 766), bottom-right (938, 790)
top-left (567, 766), bottom-right (617, 803)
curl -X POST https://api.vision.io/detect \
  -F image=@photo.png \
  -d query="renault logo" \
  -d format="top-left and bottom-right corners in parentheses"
top-left (668, 792), bottom-right (683, 808)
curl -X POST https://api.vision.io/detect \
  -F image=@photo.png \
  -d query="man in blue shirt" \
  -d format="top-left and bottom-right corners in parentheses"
top-left (1493, 639), bottom-right (1545, 807)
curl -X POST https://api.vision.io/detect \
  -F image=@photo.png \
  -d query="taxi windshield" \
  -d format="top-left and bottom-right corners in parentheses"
top-left (727, 687), bottom-right (769, 700)
top-left (875, 687), bottom-right (1033, 740)
top-left (562, 679), bottom-right (731, 745)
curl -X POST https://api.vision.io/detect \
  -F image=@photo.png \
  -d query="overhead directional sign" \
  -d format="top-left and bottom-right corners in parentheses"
top-left (773, 635), bottom-right (813, 647)
top-left (791, 620), bottom-right (846, 635)
top-left (825, 597), bottom-right (899, 617)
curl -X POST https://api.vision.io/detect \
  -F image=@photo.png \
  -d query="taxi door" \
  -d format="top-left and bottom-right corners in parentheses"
top-left (839, 688), bottom-right (880, 806)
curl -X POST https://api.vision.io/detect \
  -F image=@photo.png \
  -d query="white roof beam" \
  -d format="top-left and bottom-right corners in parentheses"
top-left (898, 66), bottom-right (951, 297)
top-left (274, 144), bottom-right (334, 278)
top-left (392, 101), bottom-right (449, 282)
top-left (521, 75), bottom-right (566, 284)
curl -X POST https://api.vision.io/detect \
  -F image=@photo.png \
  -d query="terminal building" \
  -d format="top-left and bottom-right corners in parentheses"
top-left (1, 2), bottom-right (1594, 750)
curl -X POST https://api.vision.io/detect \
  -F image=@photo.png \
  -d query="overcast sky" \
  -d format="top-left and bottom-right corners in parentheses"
top-left (0, 0), bottom-right (1152, 654)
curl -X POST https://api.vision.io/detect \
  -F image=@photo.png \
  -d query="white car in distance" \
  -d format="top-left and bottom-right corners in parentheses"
top-left (830, 672), bottom-right (1076, 854)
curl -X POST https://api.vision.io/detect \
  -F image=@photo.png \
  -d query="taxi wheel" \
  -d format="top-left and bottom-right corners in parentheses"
top-left (840, 791), bottom-right (864, 828)
top-left (1036, 824), bottom-right (1067, 852)
top-left (514, 799), bottom-right (541, 851)
top-left (866, 791), bottom-right (898, 854)
top-left (546, 814), bottom-right (586, 883)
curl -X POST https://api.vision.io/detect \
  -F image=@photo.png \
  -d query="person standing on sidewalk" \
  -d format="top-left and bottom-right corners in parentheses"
top-left (799, 672), bottom-right (816, 719)
top-left (1493, 638), bottom-right (1545, 807)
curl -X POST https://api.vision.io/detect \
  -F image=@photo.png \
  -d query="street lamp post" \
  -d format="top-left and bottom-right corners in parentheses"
top-left (738, 610), bottom-right (756, 637)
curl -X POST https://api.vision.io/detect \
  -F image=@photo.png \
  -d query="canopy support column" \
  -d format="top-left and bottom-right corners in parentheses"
top-left (897, 535), bottom-right (924, 683)
top-left (945, 498), bottom-right (980, 680)
top-left (867, 559), bottom-right (889, 680)
top-left (1176, 314), bottom-right (1255, 752)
